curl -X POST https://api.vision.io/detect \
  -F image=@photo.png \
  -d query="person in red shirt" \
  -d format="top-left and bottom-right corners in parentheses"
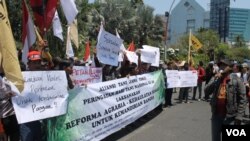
top-left (192, 61), bottom-right (205, 101)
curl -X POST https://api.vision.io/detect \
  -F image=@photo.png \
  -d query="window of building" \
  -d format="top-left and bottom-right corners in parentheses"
top-left (187, 19), bottom-right (195, 32)
top-left (203, 19), bottom-right (210, 28)
top-left (184, 2), bottom-right (190, 7)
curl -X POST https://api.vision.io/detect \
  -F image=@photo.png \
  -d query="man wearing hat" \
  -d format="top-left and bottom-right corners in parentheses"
top-left (205, 61), bottom-right (247, 141)
top-left (27, 51), bottom-right (43, 71)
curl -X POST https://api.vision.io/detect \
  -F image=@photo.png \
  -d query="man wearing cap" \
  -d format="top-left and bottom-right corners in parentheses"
top-left (205, 60), bottom-right (247, 141)
top-left (20, 51), bottom-right (43, 141)
top-left (27, 51), bottom-right (43, 71)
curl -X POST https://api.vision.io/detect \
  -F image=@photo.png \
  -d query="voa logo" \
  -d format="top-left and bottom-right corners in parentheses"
top-left (226, 129), bottom-right (246, 136)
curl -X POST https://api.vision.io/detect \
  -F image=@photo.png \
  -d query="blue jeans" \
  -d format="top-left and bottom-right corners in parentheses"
top-left (20, 121), bottom-right (41, 141)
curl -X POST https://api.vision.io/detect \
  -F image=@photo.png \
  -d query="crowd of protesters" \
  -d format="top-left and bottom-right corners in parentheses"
top-left (1, 41), bottom-right (250, 141)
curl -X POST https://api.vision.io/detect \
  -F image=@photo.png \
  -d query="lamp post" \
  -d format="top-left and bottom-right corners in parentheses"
top-left (164, 0), bottom-right (176, 61)
top-left (164, 11), bottom-right (169, 61)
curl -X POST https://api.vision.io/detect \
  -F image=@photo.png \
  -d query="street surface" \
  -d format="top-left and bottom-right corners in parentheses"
top-left (103, 88), bottom-right (212, 141)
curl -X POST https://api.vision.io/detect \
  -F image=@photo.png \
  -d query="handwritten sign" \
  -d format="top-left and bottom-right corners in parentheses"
top-left (12, 71), bottom-right (69, 124)
top-left (140, 49), bottom-right (157, 64)
top-left (96, 30), bottom-right (123, 66)
top-left (142, 45), bottom-right (160, 67)
top-left (72, 66), bottom-right (102, 86)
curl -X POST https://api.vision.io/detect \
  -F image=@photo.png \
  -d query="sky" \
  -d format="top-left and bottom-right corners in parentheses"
top-left (89, 0), bottom-right (250, 15)
top-left (143, 0), bottom-right (250, 15)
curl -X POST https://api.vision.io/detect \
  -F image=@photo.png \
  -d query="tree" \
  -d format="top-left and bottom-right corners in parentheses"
top-left (6, 0), bottom-right (22, 48)
top-left (174, 29), bottom-right (220, 64)
top-left (234, 35), bottom-right (246, 48)
top-left (5, 0), bottom-right (165, 59)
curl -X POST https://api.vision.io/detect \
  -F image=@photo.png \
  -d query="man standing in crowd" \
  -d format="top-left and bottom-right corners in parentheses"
top-left (192, 61), bottom-right (205, 101)
top-left (205, 60), bottom-right (247, 141)
top-left (241, 63), bottom-right (250, 118)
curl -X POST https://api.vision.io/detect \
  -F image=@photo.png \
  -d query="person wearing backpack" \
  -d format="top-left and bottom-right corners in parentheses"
top-left (205, 60), bottom-right (247, 141)
top-left (192, 61), bottom-right (205, 101)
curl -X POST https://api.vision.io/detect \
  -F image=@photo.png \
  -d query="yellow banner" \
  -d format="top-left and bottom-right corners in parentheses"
top-left (191, 34), bottom-right (202, 50)
top-left (0, 0), bottom-right (24, 92)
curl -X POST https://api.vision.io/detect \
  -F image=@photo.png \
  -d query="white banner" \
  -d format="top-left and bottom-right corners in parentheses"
top-left (142, 45), bottom-right (160, 67)
top-left (179, 71), bottom-right (198, 87)
top-left (96, 30), bottom-right (123, 66)
top-left (47, 71), bottom-right (165, 141)
top-left (12, 71), bottom-right (69, 124)
top-left (125, 50), bottom-right (138, 65)
top-left (165, 70), bottom-right (180, 88)
top-left (140, 49), bottom-right (157, 64)
top-left (165, 70), bottom-right (197, 88)
top-left (72, 66), bottom-right (102, 86)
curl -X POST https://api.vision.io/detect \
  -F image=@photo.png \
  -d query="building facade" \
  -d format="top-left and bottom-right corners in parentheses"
top-left (228, 8), bottom-right (250, 43)
top-left (210, 0), bottom-right (230, 42)
top-left (168, 0), bottom-right (209, 44)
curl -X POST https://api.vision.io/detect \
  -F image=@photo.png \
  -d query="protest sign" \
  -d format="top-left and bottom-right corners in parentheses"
top-left (47, 71), bottom-right (165, 141)
top-left (142, 45), bottom-right (160, 67)
top-left (140, 49), bottom-right (157, 64)
top-left (12, 71), bottom-right (69, 124)
top-left (72, 66), bottom-right (102, 86)
top-left (125, 50), bottom-right (138, 65)
top-left (165, 70), bottom-right (198, 88)
top-left (165, 70), bottom-right (180, 88)
top-left (96, 30), bottom-right (123, 66)
top-left (179, 71), bottom-right (198, 87)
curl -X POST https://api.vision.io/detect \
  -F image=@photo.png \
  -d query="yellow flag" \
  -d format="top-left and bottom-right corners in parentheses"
top-left (191, 34), bottom-right (202, 50)
top-left (0, 0), bottom-right (24, 92)
top-left (69, 19), bottom-right (79, 48)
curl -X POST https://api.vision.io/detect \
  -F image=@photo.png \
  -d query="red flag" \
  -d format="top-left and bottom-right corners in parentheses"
top-left (84, 41), bottom-right (91, 62)
top-left (127, 40), bottom-right (135, 52)
top-left (29, 0), bottom-right (58, 35)
top-left (22, 0), bottom-right (36, 65)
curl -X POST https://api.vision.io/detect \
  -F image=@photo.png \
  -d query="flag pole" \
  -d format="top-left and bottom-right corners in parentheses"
top-left (188, 29), bottom-right (191, 64)
top-left (43, 0), bottom-right (47, 39)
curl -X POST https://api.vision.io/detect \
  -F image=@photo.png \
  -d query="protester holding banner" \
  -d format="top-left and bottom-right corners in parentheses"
top-left (178, 62), bottom-right (190, 103)
top-left (164, 61), bottom-right (176, 107)
top-left (59, 59), bottom-right (74, 89)
top-left (192, 61), bottom-right (205, 101)
top-left (102, 65), bottom-right (116, 81)
top-left (20, 51), bottom-right (43, 141)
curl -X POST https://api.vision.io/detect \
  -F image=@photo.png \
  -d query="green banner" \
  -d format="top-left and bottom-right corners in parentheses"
top-left (47, 70), bottom-right (165, 141)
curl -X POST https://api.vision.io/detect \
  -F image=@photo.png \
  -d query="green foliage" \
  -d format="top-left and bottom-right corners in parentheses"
top-left (214, 43), bottom-right (229, 60)
top-left (234, 35), bottom-right (246, 48)
top-left (173, 29), bottom-right (220, 64)
top-left (5, 0), bottom-right (168, 59)
top-left (6, 0), bottom-right (22, 41)
top-left (226, 47), bottom-right (250, 62)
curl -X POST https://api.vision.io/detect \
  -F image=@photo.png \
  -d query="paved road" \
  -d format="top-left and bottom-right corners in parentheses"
top-left (103, 89), bottom-right (212, 141)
